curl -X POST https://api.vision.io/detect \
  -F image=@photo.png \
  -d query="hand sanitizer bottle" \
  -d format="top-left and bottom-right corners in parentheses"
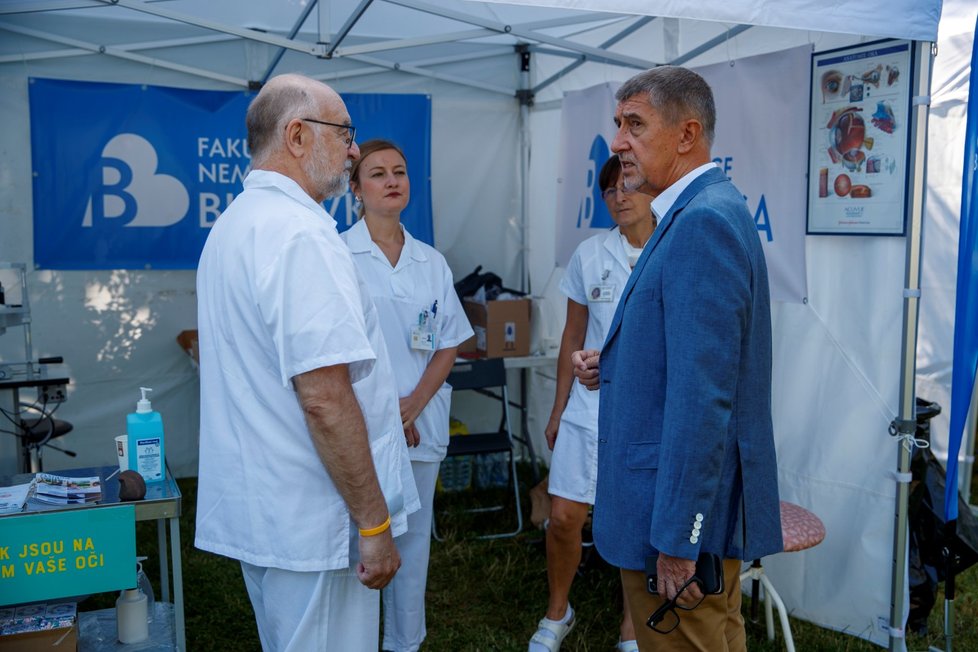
top-left (116, 586), bottom-right (149, 643)
top-left (126, 387), bottom-right (165, 483)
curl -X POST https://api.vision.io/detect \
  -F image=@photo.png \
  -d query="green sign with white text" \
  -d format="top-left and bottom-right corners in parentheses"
top-left (0, 505), bottom-right (135, 606)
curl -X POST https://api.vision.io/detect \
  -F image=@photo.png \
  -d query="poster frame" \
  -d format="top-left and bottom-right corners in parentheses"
top-left (805, 38), bottom-right (915, 236)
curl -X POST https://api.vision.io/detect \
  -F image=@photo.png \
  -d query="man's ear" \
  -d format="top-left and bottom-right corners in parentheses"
top-left (284, 118), bottom-right (307, 158)
top-left (676, 119), bottom-right (703, 154)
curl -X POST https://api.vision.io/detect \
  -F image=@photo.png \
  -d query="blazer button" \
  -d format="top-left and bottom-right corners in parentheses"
top-left (695, 513), bottom-right (704, 522)
top-left (689, 535), bottom-right (699, 544)
top-left (693, 522), bottom-right (702, 531)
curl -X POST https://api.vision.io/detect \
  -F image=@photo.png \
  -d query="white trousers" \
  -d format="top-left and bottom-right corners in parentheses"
top-left (241, 560), bottom-right (378, 652)
top-left (382, 460), bottom-right (439, 652)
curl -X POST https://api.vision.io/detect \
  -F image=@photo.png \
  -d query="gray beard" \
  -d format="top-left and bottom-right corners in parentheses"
top-left (305, 155), bottom-right (350, 200)
top-left (322, 169), bottom-right (350, 199)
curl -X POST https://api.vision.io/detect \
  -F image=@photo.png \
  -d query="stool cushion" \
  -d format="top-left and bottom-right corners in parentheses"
top-left (780, 501), bottom-right (826, 552)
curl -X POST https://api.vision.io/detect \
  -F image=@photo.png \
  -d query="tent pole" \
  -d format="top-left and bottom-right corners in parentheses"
top-left (517, 45), bottom-right (533, 294)
top-left (888, 39), bottom-right (935, 652)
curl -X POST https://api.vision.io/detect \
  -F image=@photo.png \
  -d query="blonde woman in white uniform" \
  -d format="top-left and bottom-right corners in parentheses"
top-left (343, 139), bottom-right (473, 652)
top-left (529, 156), bottom-right (656, 652)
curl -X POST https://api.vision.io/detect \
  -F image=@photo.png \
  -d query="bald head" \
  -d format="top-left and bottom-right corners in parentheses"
top-left (246, 74), bottom-right (343, 167)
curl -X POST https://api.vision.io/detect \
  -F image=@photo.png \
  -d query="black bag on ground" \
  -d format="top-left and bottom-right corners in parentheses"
top-left (907, 425), bottom-right (978, 634)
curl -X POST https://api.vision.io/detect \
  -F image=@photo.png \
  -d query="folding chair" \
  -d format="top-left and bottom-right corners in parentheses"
top-left (433, 357), bottom-right (523, 540)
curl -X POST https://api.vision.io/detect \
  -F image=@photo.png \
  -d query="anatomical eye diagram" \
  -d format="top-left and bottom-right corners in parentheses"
top-left (808, 40), bottom-right (912, 235)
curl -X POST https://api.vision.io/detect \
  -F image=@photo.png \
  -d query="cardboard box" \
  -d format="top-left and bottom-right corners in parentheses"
top-left (463, 298), bottom-right (531, 358)
top-left (0, 623), bottom-right (77, 651)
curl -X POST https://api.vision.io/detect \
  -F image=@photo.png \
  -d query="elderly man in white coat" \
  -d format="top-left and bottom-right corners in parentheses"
top-left (195, 73), bottom-right (419, 651)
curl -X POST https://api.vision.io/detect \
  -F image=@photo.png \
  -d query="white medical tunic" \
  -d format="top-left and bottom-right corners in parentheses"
top-left (559, 228), bottom-right (635, 431)
top-left (195, 170), bottom-right (419, 573)
top-left (342, 219), bottom-right (473, 462)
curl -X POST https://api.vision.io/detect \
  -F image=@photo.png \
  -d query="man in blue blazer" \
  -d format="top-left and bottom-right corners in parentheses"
top-left (572, 67), bottom-right (783, 651)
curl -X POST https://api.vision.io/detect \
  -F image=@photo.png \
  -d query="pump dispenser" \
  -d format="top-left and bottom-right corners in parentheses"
top-left (116, 586), bottom-right (149, 643)
top-left (126, 387), bottom-right (165, 483)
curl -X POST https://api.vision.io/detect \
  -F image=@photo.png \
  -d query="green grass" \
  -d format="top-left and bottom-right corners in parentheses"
top-left (84, 476), bottom-right (978, 651)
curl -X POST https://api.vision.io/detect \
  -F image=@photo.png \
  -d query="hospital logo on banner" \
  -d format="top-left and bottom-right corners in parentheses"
top-left (555, 82), bottom-right (621, 267)
top-left (575, 135), bottom-right (615, 231)
top-left (29, 79), bottom-right (433, 270)
top-left (83, 133), bottom-right (193, 229)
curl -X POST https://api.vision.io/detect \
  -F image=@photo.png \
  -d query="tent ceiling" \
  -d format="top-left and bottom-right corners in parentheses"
top-left (0, 0), bottom-right (903, 100)
top-left (479, 0), bottom-right (942, 42)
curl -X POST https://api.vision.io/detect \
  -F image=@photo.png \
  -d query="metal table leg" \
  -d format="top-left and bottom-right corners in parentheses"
top-left (170, 515), bottom-right (186, 652)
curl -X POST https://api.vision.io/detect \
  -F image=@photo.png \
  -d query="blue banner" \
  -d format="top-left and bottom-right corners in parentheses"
top-left (946, 16), bottom-right (978, 523)
top-left (28, 78), bottom-right (432, 269)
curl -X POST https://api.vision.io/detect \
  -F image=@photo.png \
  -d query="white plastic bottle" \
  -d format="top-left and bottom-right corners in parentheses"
top-left (126, 387), bottom-right (166, 483)
top-left (116, 587), bottom-right (149, 643)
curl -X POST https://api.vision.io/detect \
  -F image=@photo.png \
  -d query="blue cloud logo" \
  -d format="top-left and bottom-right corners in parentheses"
top-left (82, 133), bottom-right (189, 228)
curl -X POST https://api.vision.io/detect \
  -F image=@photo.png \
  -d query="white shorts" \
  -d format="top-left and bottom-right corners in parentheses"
top-left (547, 418), bottom-right (598, 505)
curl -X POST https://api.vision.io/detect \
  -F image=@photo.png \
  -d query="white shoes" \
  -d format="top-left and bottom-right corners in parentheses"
top-left (528, 605), bottom-right (576, 652)
top-left (616, 639), bottom-right (640, 652)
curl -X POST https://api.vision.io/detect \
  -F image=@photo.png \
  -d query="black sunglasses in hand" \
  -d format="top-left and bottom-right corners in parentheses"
top-left (646, 575), bottom-right (706, 634)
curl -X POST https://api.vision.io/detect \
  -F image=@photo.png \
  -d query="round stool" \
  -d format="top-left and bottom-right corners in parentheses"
top-left (740, 501), bottom-right (825, 652)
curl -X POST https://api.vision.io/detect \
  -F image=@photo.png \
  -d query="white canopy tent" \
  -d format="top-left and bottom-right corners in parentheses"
top-left (0, 0), bottom-right (972, 648)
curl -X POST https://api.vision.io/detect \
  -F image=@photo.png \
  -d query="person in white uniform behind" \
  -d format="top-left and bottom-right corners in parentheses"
top-left (529, 155), bottom-right (656, 652)
top-left (342, 138), bottom-right (474, 652)
top-left (195, 75), bottom-right (419, 652)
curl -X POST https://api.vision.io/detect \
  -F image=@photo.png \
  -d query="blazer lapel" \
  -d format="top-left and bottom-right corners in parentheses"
top-left (602, 168), bottom-right (729, 350)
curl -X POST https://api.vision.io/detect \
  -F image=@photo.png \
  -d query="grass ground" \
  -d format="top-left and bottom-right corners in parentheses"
top-left (86, 475), bottom-right (978, 651)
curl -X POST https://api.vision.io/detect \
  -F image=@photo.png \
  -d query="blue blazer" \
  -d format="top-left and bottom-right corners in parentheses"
top-left (593, 167), bottom-right (783, 571)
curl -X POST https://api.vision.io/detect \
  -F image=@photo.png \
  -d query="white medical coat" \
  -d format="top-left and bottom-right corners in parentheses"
top-left (558, 228), bottom-right (635, 431)
top-left (342, 220), bottom-right (473, 462)
top-left (195, 170), bottom-right (419, 572)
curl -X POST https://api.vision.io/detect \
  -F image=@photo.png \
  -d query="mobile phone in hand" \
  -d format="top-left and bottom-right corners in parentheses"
top-left (645, 552), bottom-right (724, 596)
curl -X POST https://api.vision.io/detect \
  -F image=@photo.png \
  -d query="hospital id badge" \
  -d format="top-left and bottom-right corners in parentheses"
top-left (588, 284), bottom-right (615, 303)
top-left (411, 326), bottom-right (436, 351)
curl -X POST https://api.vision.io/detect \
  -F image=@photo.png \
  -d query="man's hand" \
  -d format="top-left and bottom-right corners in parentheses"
top-left (570, 349), bottom-right (601, 391)
top-left (657, 552), bottom-right (702, 605)
top-left (356, 529), bottom-right (401, 589)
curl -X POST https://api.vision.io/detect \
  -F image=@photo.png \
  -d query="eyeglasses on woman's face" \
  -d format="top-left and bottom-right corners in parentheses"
top-left (601, 185), bottom-right (636, 201)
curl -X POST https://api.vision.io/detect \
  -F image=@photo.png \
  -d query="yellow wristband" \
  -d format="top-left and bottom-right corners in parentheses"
top-left (358, 514), bottom-right (391, 537)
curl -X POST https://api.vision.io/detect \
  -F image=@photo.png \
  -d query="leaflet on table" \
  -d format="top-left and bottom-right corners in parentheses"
top-left (0, 481), bottom-right (34, 514)
top-left (32, 473), bottom-right (102, 504)
top-left (0, 602), bottom-right (77, 635)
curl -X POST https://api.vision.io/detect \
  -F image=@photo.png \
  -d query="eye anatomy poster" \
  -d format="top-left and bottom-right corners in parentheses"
top-left (806, 40), bottom-right (913, 235)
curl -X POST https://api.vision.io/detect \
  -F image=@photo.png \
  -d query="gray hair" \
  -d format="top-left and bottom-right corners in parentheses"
top-left (246, 80), bottom-right (320, 166)
top-left (616, 66), bottom-right (716, 146)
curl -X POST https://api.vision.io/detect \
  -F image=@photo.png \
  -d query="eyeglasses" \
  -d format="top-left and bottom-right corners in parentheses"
top-left (302, 118), bottom-right (356, 147)
top-left (601, 186), bottom-right (636, 200)
top-left (646, 576), bottom-right (706, 634)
